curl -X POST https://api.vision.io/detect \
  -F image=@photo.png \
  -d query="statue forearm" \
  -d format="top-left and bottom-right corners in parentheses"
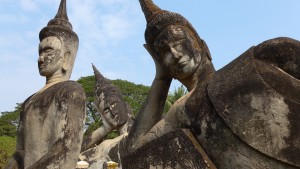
top-left (127, 77), bottom-right (172, 150)
top-left (81, 125), bottom-right (111, 151)
top-left (142, 77), bottom-right (172, 129)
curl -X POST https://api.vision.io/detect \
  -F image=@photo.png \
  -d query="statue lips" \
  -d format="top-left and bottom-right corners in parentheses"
top-left (177, 60), bottom-right (188, 68)
top-left (38, 56), bottom-right (47, 69)
top-left (38, 60), bottom-right (49, 72)
top-left (38, 62), bottom-right (45, 70)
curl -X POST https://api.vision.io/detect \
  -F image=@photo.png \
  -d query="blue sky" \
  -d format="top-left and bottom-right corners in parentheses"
top-left (1, 0), bottom-right (300, 112)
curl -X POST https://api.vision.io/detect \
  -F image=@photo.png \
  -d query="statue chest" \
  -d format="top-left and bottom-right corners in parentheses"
top-left (21, 87), bottom-right (68, 167)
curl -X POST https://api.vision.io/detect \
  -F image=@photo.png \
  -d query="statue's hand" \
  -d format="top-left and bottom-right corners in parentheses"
top-left (143, 44), bottom-right (173, 80)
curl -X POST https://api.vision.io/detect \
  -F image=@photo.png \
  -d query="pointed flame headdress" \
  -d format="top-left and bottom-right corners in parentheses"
top-left (92, 64), bottom-right (124, 103)
top-left (92, 64), bottom-right (110, 92)
top-left (39, 0), bottom-right (78, 44)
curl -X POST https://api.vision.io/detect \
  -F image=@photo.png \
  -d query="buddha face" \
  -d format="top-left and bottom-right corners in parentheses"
top-left (154, 25), bottom-right (202, 80)
top-left (95, 87), bottom-right (128, 128)
top-left (38, 36), bottom-right (64, 78)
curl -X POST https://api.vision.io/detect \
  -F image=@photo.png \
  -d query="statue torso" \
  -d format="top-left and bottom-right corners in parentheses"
top-left (18, 81), bottom-right (85, 168)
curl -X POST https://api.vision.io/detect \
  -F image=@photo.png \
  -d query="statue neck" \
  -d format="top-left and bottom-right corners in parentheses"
top-left (46, 74), bottom-right (68, 85)
top-left (37, 72), bottom-right (69, 94)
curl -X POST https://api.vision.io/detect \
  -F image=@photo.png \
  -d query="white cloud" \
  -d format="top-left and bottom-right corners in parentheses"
top-left (101, 14), bottom-right (132, 40)
top-left (68, 0), bottom-right (140, 47)
top-left (66, 0), bottom-right (146, 82)
top-left (0, 14), bottom-right (29, 23)
top-left (20, 0), bottom-right (38, 12)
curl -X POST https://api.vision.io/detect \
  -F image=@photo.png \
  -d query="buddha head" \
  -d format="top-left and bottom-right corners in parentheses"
top-left (38, 0), bottom-right (78, 81)
top-left (139, 0), bottom-right (212, 81)
top-left (93, 65), bottom-right (129, 129)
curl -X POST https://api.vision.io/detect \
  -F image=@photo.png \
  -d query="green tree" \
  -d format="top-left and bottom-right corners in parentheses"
top-left (0, 136), bottom-right (16, 168)
top-left (0, 103), bottom-right (21, 137)
top-left (77, 75), bottom-right (99, 133)
top-left (0, 104), bottom-right (20, 167)
top-left (111, 79), bottom-right (150, 114)
top-left (164, 85), bottom-right (188, 113)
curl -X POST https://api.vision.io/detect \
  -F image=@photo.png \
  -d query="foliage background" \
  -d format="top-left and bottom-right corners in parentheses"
top-left (0, 136), bottom-right (16, 169)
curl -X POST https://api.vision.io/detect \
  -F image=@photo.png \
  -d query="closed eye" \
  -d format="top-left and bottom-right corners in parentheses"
top-left (104, 107), bottom-right (110, 112)
top-left (172, 39), bottom-right (185, 48)
top-left (39, 47), bottom-right (54, 55)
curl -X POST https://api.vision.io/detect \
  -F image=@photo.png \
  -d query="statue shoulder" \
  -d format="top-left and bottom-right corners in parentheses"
top-left (60, 80), bottom-right (85, 92)
top-left (56, 80), bottom-right (86, 100)
top-left (207, 37), bottom-right (300, 167)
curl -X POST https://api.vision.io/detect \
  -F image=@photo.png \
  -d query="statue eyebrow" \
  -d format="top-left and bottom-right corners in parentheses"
top-left (39, 46), bottom-right (54, 54)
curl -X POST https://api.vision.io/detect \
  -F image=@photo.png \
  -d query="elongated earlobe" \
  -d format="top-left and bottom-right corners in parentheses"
top-left (62, 51), bottom-right (70, 72)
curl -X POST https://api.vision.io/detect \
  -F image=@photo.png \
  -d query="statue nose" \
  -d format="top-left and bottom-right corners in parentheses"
top-left (170, 47), bottom-right (182, 60)
top-left (38, 54), bottom-right (45, 63)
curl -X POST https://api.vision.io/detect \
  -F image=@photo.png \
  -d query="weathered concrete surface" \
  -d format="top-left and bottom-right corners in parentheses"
top-left (123, 129), bottom-right (216, 169)
top-left (21, 81), bottom-right (86, 168)
top-left (80, 134), bottom-right (128, 169)
top-left (207, 38), bottom-right (300, 167)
